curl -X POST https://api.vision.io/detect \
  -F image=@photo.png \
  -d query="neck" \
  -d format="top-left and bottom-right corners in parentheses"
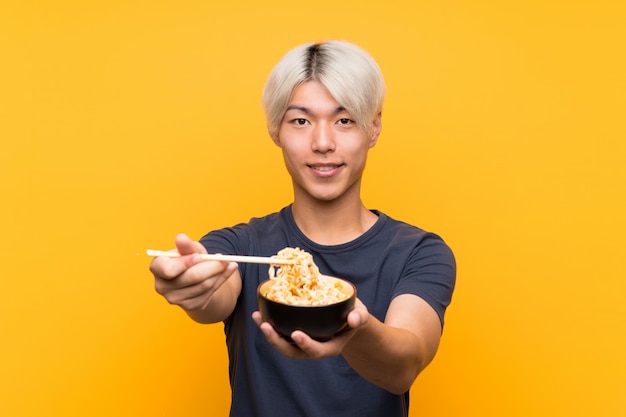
top-left (291, 197), bottom-right (378, 246)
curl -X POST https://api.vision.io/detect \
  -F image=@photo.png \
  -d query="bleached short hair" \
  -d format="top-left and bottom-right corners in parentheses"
top-left (262, 40), bottom-right (385, 136)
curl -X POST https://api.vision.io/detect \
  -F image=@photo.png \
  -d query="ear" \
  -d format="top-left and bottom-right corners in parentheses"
top-left (368, 112), bottom-right (382, 148)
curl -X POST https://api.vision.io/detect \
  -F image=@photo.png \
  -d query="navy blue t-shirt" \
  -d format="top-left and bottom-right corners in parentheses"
top-left (199, 205), bottom-right (456, 417)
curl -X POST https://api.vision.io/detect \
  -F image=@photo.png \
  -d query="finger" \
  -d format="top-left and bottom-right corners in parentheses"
top-left (158, 260), bottom-right (236, 291)
top-left (291, 331), bottom-right (342, 359)
top-left (251, 311), bottom-right (264, 326)
top-left (150, 235), bottom-right (210, 279)
top-left (290, 330), bottom-right (314, 348)
top-left (175, 233), bottom-right (208, 256)
top-left (157, 262), bottom-right (238, 307)
top-left (165, 287), bottom-right (214, 311)
top-left (150, 254), bottom-right (196, 279)
top-left (252, 312), bottom-right (307, 358)
top-left (346, 309), bottom-right (363, 329)
top-left (179, 260), bottom-right (235, 287)
top-left (347, 299), bottom-right (369, 329)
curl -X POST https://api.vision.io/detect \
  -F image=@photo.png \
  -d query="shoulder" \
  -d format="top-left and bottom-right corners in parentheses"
top-left (372, 212), bottom-right (456, 324)
top-left (374, 211), bottom-right (453, 255)
top-left (386, 214), bottom-right (456, 280)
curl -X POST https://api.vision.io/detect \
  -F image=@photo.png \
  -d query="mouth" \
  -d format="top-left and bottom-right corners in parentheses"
top-left (308, 163), bottom-right (343, 176)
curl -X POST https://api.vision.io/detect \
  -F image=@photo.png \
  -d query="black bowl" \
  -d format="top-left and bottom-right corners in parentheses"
top-left (257, 276), bottom-right (356, 342)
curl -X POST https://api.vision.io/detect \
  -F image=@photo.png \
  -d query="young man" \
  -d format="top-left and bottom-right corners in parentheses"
top-left (150, 40), bottom-right (456, 417)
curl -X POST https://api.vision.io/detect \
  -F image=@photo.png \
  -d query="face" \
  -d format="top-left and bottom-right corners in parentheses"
top-left (271, 81), bottom-right (381, 204)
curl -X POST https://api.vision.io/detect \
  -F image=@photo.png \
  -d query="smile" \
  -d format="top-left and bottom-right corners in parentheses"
top-left (309, 164), bottom-right (343, 176)
top-left (313, 165), bottom-right (338, 171)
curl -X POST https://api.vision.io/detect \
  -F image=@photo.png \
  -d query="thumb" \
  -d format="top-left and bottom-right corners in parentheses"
top-left (174, 233), bottom-right (208, 256)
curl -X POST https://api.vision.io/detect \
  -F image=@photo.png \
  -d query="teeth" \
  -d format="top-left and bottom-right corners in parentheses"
top-left (313, 166), bottom-right (337, 171)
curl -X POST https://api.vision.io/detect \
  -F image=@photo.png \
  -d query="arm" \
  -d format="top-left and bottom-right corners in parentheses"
top-left (341, 294), bottom-right (442, 394)
top-left (252, 294), bottom-right (442, 394)
top-left (150, 233), bottom-right (242, 324)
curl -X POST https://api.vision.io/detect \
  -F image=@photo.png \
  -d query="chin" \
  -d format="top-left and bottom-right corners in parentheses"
top-left (310, 189), bottom-right (353, 203)
top-left (295, 179), bottom-right (359, 203)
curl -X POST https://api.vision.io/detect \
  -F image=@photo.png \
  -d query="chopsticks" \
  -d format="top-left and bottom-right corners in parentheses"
top-left (146, 249), bottom-right (297, 265)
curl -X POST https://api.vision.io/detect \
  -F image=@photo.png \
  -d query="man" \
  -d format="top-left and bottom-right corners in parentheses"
top-left (150, 40), bottom-right (456, 417)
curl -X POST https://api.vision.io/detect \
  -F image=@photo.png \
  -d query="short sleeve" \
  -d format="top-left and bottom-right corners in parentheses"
top-left (392, 234), bottom-right (456, 327)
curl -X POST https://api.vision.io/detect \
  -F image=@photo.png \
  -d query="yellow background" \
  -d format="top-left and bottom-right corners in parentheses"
top-left (1, 1), bottom-right (624, 416)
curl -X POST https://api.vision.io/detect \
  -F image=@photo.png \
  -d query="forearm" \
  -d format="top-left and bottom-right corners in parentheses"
top-left (342, 315), bottom-right (435, 394)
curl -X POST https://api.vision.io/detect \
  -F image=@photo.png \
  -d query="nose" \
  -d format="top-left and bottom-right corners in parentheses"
top-left (311, 122), bottom-right (336, 153)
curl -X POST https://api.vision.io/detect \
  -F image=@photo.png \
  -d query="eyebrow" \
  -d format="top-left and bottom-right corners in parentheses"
top-left (285, 105), bottom-right (347, 115)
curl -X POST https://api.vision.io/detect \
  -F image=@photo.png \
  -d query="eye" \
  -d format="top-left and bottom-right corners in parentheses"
top-left (337, 118), bottom-right (354, 126)
top-left (291, 118), bottom-right (309, 126)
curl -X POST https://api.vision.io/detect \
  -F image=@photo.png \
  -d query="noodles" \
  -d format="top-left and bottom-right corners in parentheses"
top-left (266, 247), bottom-right (349, 306)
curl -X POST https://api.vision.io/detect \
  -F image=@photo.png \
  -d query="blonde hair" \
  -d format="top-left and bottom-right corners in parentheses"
top-left (262, 40), bottom-right (385, 136)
